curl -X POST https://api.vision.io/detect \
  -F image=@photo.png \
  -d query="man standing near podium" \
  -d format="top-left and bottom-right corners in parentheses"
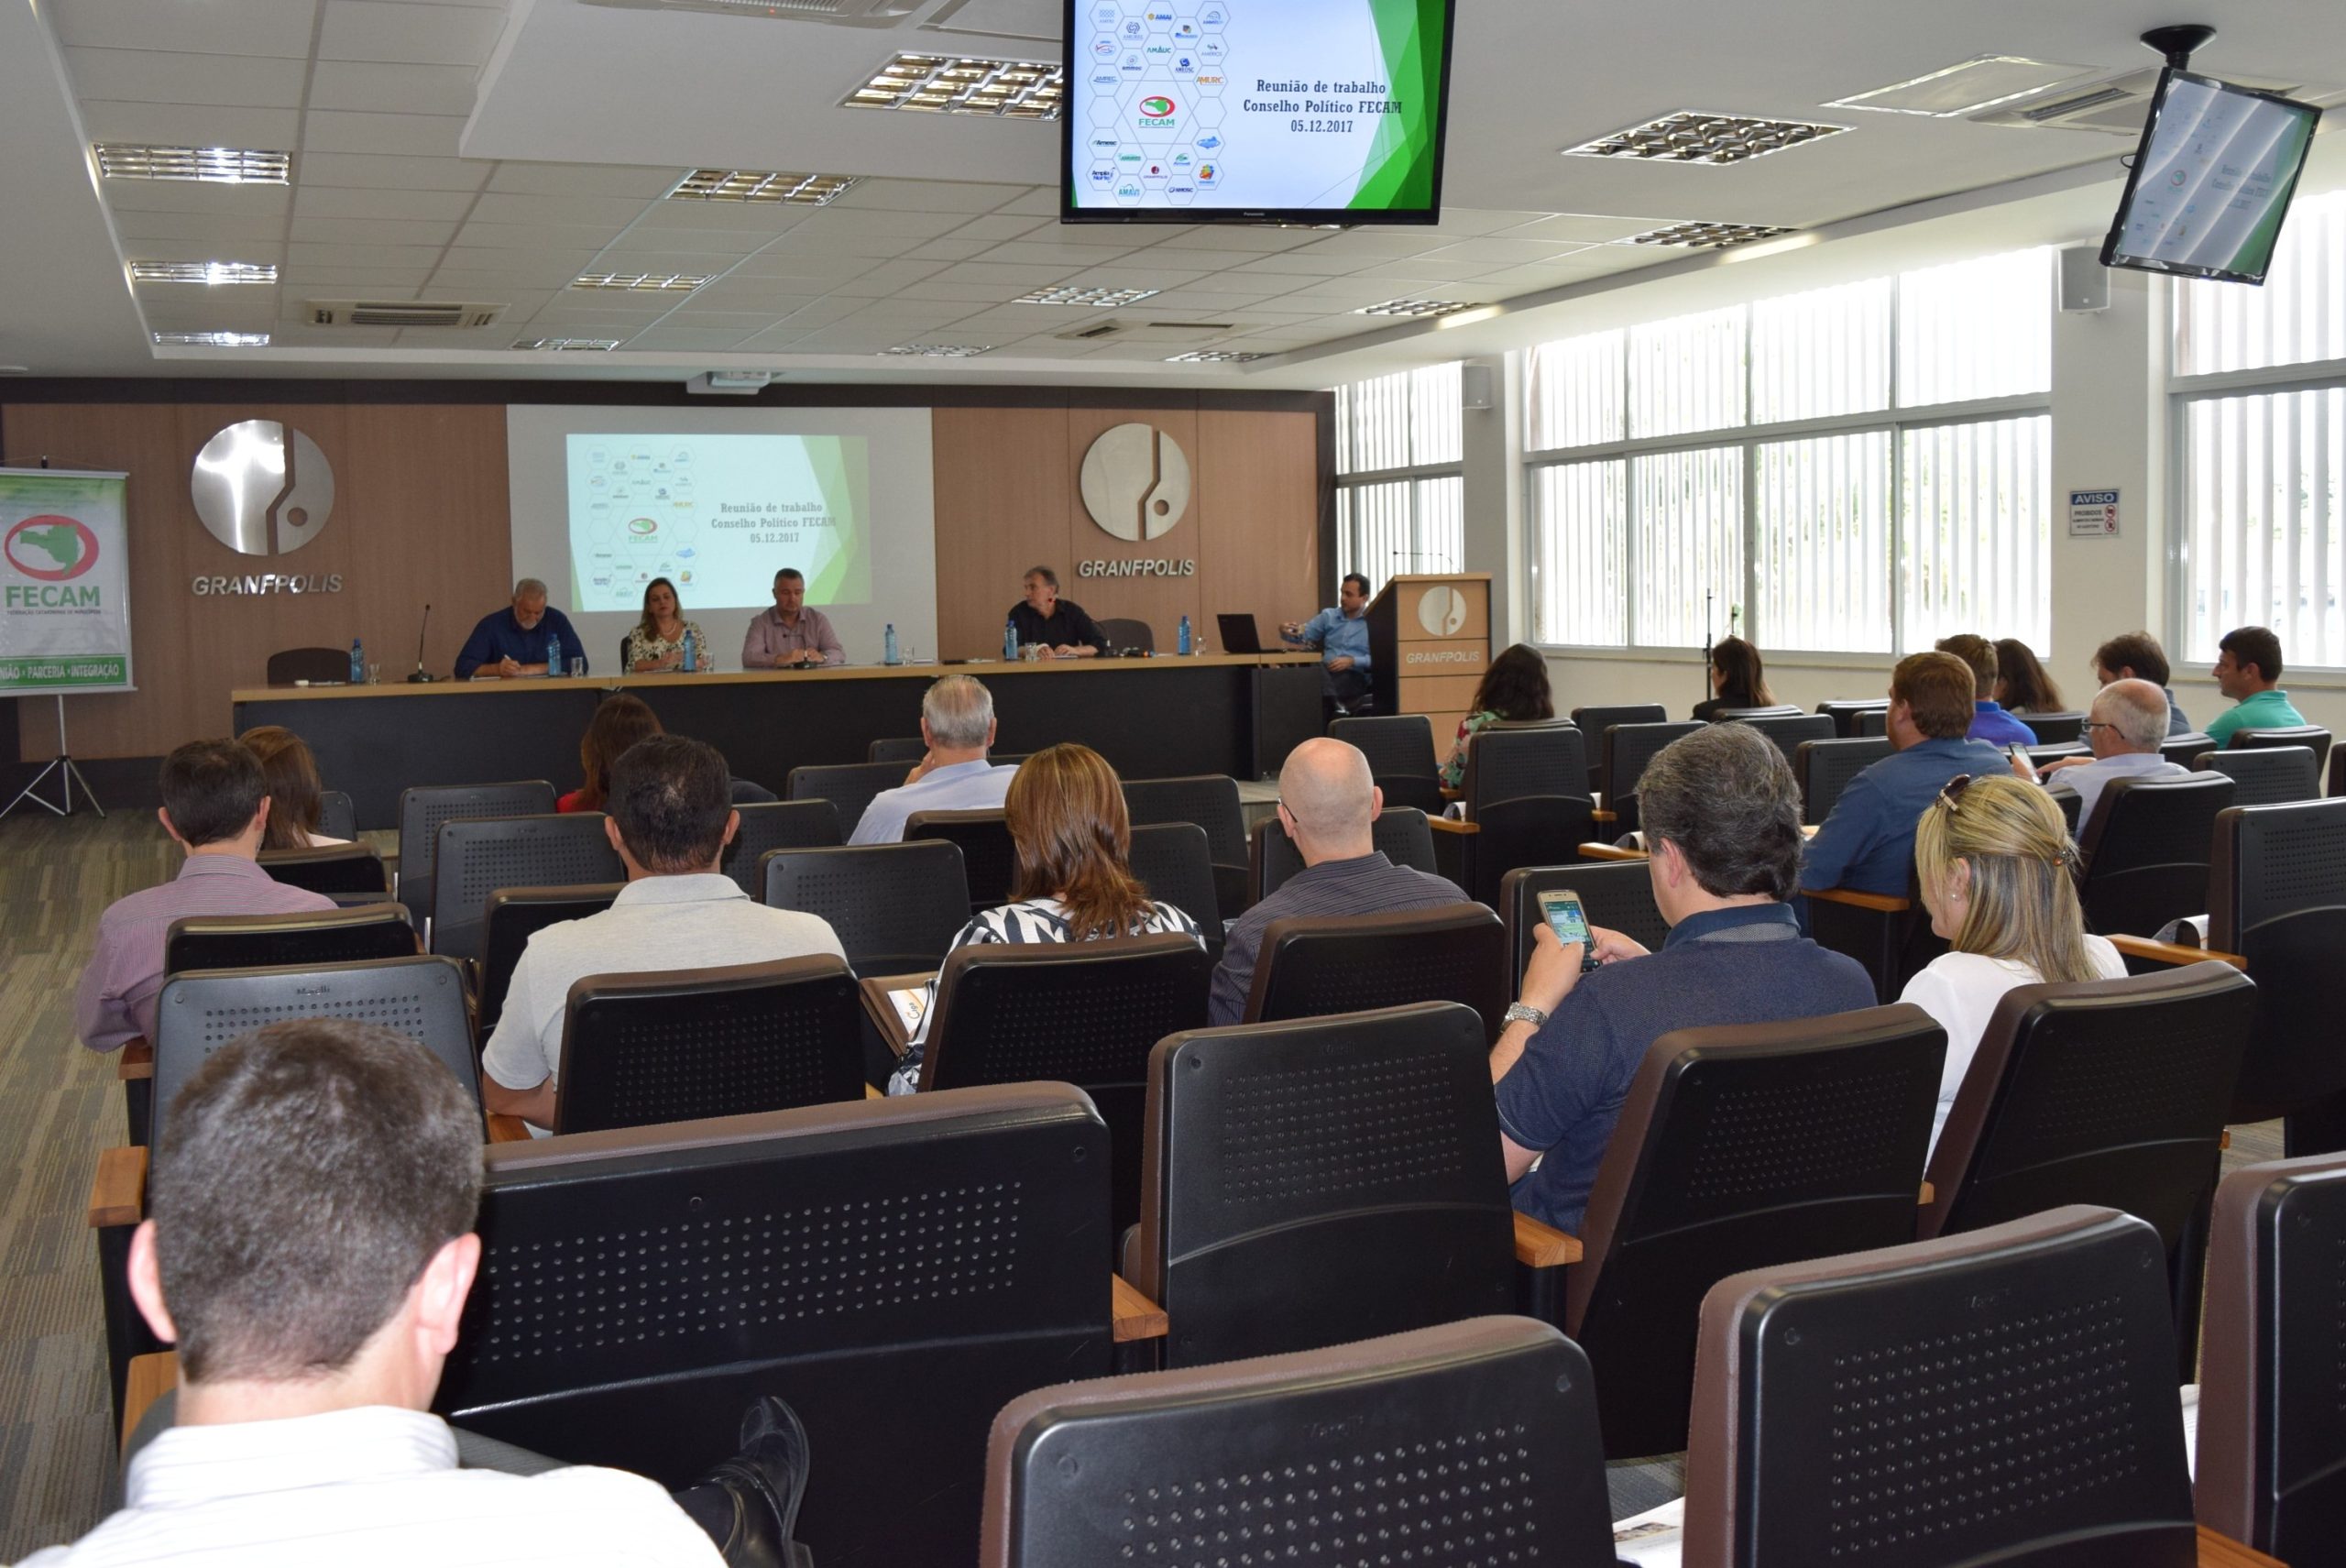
top-left (1282, 572), bottom-right (1374, 710)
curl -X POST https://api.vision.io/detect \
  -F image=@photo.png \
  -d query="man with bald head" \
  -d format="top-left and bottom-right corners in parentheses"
top-left (1206, 737), bottom-right (1469, 1025)
top-left (2017, 677), bottom-right (2187, 828)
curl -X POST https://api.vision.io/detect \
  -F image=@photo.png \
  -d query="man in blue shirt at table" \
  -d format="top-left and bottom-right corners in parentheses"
top-left (1281, 572), bottom-right (1375, 710)
top-left (454, 577), bottom-right (586, 679)
top-left (850, 674), bottom-right (1020, 844)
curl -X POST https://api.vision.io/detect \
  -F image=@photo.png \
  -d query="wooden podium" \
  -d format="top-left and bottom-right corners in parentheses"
top-left (1365, 573), bottom-right (1492, 740)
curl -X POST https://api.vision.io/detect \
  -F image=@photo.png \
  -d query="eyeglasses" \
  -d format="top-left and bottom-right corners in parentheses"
top-left (2081, 719), bottom-right (2117, 734)
top-left (1935, 773), bottom-right (1974, 814)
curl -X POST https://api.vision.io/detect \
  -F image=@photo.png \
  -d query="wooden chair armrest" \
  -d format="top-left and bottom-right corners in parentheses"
top-left (122, 1351), bottom-right (179, 1455)
top-left (1589, 807), bottom-right (1617, 824)
top-left (2108, 934), bottom-right (2247, 969)
top-left (1577, 842), bottom-right (1647, 861)
top-left (1806, 886), bottom-right (1910, 913)
top-left (1440, 785), bottom-right (1463, 801)
top-left (1513, 1212), bottom-right (1582, 1268)
top-left (1427, 816), bottom-right (1478, 836)
top-left (89, 1146), bottom-right (148, 1228)
top-left (2197, 1524), bottom-right (2286, 1566)
top-left (864, 1083), bottom-right (883, 1100)
top-left (1919, 1180), bottom-right (1934, 1205)
top-left (117, 1038), bottom-right (153, 1081)
top-left (1112, 1273), bottom-right (1168, 1342)
top-left (485, 1113), bottom-right (535, 1143)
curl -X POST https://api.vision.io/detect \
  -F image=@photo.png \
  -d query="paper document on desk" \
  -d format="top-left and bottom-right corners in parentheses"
top-left (888, 988), bottom-right (927, 1035)
top-left (1612, 1498), bottom-right (1683, 1564)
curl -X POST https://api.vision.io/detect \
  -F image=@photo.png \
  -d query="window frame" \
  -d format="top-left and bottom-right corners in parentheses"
top-left (1332, 364), bottom-right (1467, 584)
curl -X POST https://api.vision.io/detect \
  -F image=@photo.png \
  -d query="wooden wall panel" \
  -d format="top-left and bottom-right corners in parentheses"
top-left (1061, 406), bottom-right (1200, 650)
top-left (1197, 410), bottom-right (1320, 652)
top-left (931, 407), bottom-right (1070, 661)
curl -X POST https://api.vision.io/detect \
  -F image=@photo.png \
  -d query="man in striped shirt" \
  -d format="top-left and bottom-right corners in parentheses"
top-left (1208, 738), bottom-right (1470, 1025)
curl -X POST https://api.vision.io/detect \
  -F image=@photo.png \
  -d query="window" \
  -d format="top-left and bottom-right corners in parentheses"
top-left (2174, 191), bottom-right (2346, 377)
top-left (1333, 363), bottom-right (1464, 583)
top-left (1523, 248), bottom-right (2054, 652)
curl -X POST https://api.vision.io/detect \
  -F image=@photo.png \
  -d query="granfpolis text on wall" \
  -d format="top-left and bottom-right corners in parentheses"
top-left (192, 571), bottom-right (345, 596)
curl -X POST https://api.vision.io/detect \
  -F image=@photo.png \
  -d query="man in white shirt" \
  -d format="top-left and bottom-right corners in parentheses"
top-left (2015, 677), bottom-right (2187, 828)
top-left (849, 674), bottom-right (1019, 844)
top-left (22, 1018), bottom-right (806, 1567)
top-left (483, 734), bottom-right (844, 1134)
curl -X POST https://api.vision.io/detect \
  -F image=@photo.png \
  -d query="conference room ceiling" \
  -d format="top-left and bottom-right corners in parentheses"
top-left (3, 0), bottom-right (2342, 388)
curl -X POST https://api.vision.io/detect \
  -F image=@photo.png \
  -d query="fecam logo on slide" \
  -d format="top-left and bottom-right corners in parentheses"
top-left (1141, 95), bottom-right (1176, 116)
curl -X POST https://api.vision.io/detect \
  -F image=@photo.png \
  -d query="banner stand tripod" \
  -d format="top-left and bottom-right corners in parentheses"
top-left (2, 694), bottom-right (104, 820)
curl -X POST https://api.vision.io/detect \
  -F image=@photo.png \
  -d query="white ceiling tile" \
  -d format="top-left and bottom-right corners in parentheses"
top-left (433, 251), bottom-right (603, 281)
top-left (1347, 258), bottom-right (1500, 283)
top-left (726, 256), bottom-right (869, 287)
top-left (290, 214), bottom-right (460, 246)
top-left (301, 110), bottom-right (467, 156)
top-left (892, 280), bottom-right (1031, 303)
top-left (1424, 236), bottom-right (1595, 266)
top-left (307, 60), bottom-right (480, 115)
top-left (904, 238), bottom-right (993, 261)
top-left (930, 260), bottom-right (1086, 287)
top-left (294, 184), bottom-right (476, 220)
top-left (79, 102), bottom-right (302, 147)
top-left (828, 180), bottom-right (1025, 214)
top-left (105, 181), bottom-right (291, 216)
top-left (124, 235), bottom-right (287, 263)
top-left (603, 225), bottom-right (769, 256)
top-left (1225, 252), bottom-right (1347, 277)
top-left (1263, 278), bottom-right (1422, 307)
top-left (674, 279), bottom-right (825, 308)
top-left (731, 325), bottom-right (814, 350)
top-left (788, 208), bottom-right (972, 240)
top-left (1153, 226), bottom-right (1321, 253)
top-left (66, 47), bottom-right (309, 108)
top-left (279, 265), bottom-right (439, 287)
top-left (1129, 290), bottom-right (1297, 313)
top-left (487, 162), bottom-right (685, 197)
top-left (270, 322), bottom-right (404, 345)
top-left (588, 250), bottom-right (750, 276)
top-left (1049, 224), bottom-right (1184, 247)
top-left (831, 300), bottom-right (971, 327)
top-left (287, 240), bottom-right (450, 268)
top-left (665, 310), bottom-right (796, 328)
top-left (975, 239), bottom-right (1148, 267)
top-left (746, 231), bottom-right (926, 261)
top-left (1292, 232), bottom-right (1454, 260)
top-left (1426, 209), bottom-right (1555, 236)
top-left (318, 0), bottom-right (507, 67)
top-left (945, 214), bottom-right (1051, 242)
top-left (453, 219), bottom-right (631, 251)
top-left (1107, 246), bottom-right (1277, 271)
top-left (825, 258), bottom-right (953, 297)
top-left (467, 191), bottom-right (656, 227)
top-left (113, 210), bottom-right (289, 244)
top-left (633, 203), bottom-right (812, 237)
top-left (295, 152), bottom-right (493, 191)
top-left (1495, 213), bottom-right (1657, 244)
top-left (987, 187), bottom-right (1061, 216)
top-left (50, 0), bottom-right (319, 58)
top-left (619, 325), bottom-right (758, 351)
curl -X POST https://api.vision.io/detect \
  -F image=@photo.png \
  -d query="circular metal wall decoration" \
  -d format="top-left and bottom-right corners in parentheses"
top-left (1417, 584), bottom-right (1468, 636)
top-left (1080, 422), bottom-right (1191, 542)
top-left (191, 420), bottom-right (335, 556)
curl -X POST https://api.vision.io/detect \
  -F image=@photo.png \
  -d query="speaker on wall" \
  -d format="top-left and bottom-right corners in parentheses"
top-left (1461, 363), bottom-right (1495, 410)
top-left (2059, 245), bottom-right (2110, 313)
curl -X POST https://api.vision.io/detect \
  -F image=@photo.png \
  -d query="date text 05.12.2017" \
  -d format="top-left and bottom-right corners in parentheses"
top-left (1291, 119), bottom-right (1354, 133)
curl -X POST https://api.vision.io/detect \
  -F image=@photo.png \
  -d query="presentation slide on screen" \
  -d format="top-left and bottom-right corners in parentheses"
top-left (1067, 0), bottom-right (1446, 214)
top-left (2110, 75), bottom-right (2317, 277)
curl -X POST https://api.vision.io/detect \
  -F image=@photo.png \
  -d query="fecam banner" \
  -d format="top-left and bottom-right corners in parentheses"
top-left (0, 468), bottom-right (135, 696)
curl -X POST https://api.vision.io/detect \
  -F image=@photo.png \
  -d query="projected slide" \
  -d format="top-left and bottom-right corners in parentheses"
top-left (565, 434), bottom-right (871, 611)
top-left (1066, 0), bottom-right (1449, 216)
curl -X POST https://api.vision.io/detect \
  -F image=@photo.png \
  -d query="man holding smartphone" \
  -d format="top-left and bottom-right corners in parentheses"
top-left (1487, 725), bottom-right (1875, 1234)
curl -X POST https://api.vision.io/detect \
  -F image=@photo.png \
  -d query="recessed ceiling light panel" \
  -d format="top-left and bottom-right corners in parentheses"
top-left (152, 331), bottom-right (271, 346)
top-left (667, 170), bottom-right (861, 205)
top-left (1354, 297), bottom-right (1484, 317)
top-left (1166, 349), bottom-right (1271, 362)
top-left (130, 260), bottom-right (277, 285)
top-left (878, 343), bottom-right (994, 356)
top-left (1563, 112), bottom-right (1847, 165)
top-left (1626, 221), bottom-right (1798, 249)
top-left (844, 53), bottom-right (1062, 118)
top-left (1014, 284), bottom-right (1159, 307)
top-left (570, 272), bottom-right (711, 291)
top-left (513, 337), bottom-right (621, 351)
top-left (96, 144), bottom-right (290, 184)
top-left (1826, 56), bottom-right (2094, 117)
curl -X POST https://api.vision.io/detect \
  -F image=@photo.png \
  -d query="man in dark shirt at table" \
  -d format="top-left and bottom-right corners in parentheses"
top-left (454, 577), bottom-right (586, 679)
top-left (1207, 737), bottom-right (1469, 1025)
top-left (1004, 566), bottom-right (1109, 659)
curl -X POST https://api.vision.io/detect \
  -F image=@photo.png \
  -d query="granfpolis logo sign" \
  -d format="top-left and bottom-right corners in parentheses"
top-left (188, 420), bottom-right (344, 596)
top-left (1076, 422), bottom-right (1196, 579)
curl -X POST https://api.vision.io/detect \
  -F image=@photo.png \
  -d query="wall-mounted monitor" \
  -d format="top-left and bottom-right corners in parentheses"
top-left (2100, 68), bottom-right (2321, 285)
top-left (1061, 0), bottom-right (1455, 225)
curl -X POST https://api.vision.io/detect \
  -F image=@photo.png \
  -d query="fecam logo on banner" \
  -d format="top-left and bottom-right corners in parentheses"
top-left (3, 515), bottom-right (100, 582)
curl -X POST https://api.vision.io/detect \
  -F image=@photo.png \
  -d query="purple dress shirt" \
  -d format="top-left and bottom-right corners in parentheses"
top-left (74, 855), bottom-right (337, 1051)
top-left (740, 606), bottom-right (845, 667)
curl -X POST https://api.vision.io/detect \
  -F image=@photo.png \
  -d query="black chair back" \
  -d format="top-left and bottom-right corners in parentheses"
top-left (1569, 703), bottom-right (1667, 793)
top-left (1815, 697), bottom-right (1888, 738)
top-left (443, 1086), bottom-right (1113, 1567)
top-left (1095, 615), bottom-right (1153, 652)
top-left (762, 840), bottom-right (970, 973)
top-left (395, 780), bottom-right (557, 916)
top-left (2019, 709), bottom-right (2087, 743)
top-left (1461, 721), bottom-right (1586, 809)
top-left (1854, 707), bottom-right (1889, 737)
top-left (477, 883), bottom-right (622, 1038)
top-left (153, 955), bottom-right (477, 1146)
top-left (1710, 704), bottom-right (1803, 719)
top-left (318, 789), bottom-right (356, 840)
top-left (868, 736), bottom-right (926, 764)
top-left (1808, 867), bottom-right (1949, 1003)
top-left (1499, 862), bottom-right (1667, 981)
top-left (785, 759), bottom-right (912, 839)
top-left (164, 904), bottom-right (416, 977)
top-left (1327, 714), bottom-right (1443, 814)
top-left (1124, 773), bottom-right (1249, 915)
top-left (905, 807), bottom-right (1017, 913)
top-left (2209, 800), bottom-right (2346, 1135)
top-left (1249, 806), bottom-right (1439, 902)
top-left (1133, 1003), bottom-right (1515, 1366)
top-left (1124, 822), bottom-right (1222, 963)
top-left (2076, 771), bottom-right (2236, 935)
top-left (1726, 710), bottom-right (1833, 767)
top-left (2162, 730), bottom-right (2217, 766)
top-left (2231, 724), bottom-right (2334, 779)
top-left (719, 798), bottom-right (839, 896)
top-left (1566, 1003), bottom-right (1946, 1459)
top-left (2196, 744), bottom-right (2321, 806)
top-left (430, 812), bottom-right (624, 959)
top-left (265, 646), bottom-right (346, 685)
top-left (1601, 720), bottom-right (1702, 830)
top-left (1246, 903), bottom-right (1507, 1041)
top-left (258, 843), bottom-right (389, 895)
top-left (981, 1317), bottom-right (1620, 1568)
top-left (1459, 725), bottom-right (1596, 905)
top-left (1794, 736), bottom-right (1891, 825)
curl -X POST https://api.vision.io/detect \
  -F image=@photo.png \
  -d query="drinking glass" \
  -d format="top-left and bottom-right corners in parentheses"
top-left (568, 657), bottom-right (586, 678)
top-left (366, 663), bottom-right (381, 685)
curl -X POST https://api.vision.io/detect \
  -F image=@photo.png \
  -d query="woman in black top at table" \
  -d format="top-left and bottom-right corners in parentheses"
top-left (1693, 636), bottom-right (1775, 721)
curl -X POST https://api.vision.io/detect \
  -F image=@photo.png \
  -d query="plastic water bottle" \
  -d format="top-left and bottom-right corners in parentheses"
top-left (349, 637), bottom-right (363, 684)
top-left (1178, 614), bottom-right (1191, 656)
top-left (1003, 619), bottom-right (1018, 660)
top-left (682, 629), bottom-right (697, 673)
top-left (545, 632), bottom-right (561, 677)
top-left (883, 622), bottom-right (900, 665)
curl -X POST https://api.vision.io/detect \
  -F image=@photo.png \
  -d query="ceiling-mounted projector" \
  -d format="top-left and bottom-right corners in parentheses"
top-left (576, 0), bottom-right (921, 25)
top-left (687, 371), bottom-right (774, 395)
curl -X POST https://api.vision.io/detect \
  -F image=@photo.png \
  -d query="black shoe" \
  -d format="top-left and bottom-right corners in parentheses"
top-left (692, 1396), bottom-right (811, 1568)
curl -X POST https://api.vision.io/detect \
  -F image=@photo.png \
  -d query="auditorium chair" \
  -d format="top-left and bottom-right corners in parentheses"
top-left (1095, 615), bottom-right (1152, 653)
top-left (2197, 1153), bottom-right (2346, 1564)
top-left (784, 758), bottom-right (908, 839)
top-left (1920, 961), bottom-right (2253, 1374)
top-left (1793, 735), bottom-right (1890, 825)
top-left (762, 839), bottom-right (970, 972)
top-left (1124, 821), bottom-right (1222, 963)
top-left (2019, 709), bottom-right (2088, 743)
top-left (2196, 744), bottom-right (2322, 806)
top-left (429, 812), bottom-right (624, 960)
top-left (1680, 1207), bottom-right (2209, 1568)
top-left (2231, 723), bottom-right (2333, 779)
top-left (440, 1088), bottom-right (1139, 1564)
top-left (1854, 706), bottom-right (1890, 737)
top-left (476, 883), bottom-right (622, 1038)
top-left (1723, 709), bottom-right (1832, 766)
top-left (1122, 773), bottom-right (1250, 916)
top-left (1499, 861), bottom-right (1668, 981)
top-left (1815, 696), bottom-right (1889, 737)
top-left (1710, 703), bottom-right (1803, 720)
top-left (2165, 730), bottom-right (2219, 766)
top-left (2076, 771), bottom-right (2236, 937)
top-left (868, 735), bottom-right (926, 764)
top-left (1326, 713), bottom-right (1444, 814)
top-left (1123, 1003), bottom-right (1569, 1367)
top-left (258, 841), bottom-right (389, 895)
top-left (394, 780), bottom-right (557, 923)
top-left (904, 806), bottom-right (1018, 913)
top-left (1568, 702), bottom-right (1666, 794)
top-left (1249, 804), bottom-right (1439, 902)
top-left (1596, 719), bottom-right (1701, 836)
top-left (979, 1317), bottom-right (1619, 1568)
top-left (917, 935), bottom-right (1212, 1245)
top-left (1454, 722), bottom-right (1595, 905)
top-left (718, 797), bottom-right (839, 896)
top-left (1807, 867), bottom-right (1947, 1003)
top-left (1559, 1004), bottom-right (1944, 1459)
top-left (263, 646), bottom-right (348, 685)
top-left (541, 957), bottom-right (867, 1135)
top-left (317, 788), bottom-right (356, 840)
top-left (164, 902), bottom-right (418, 977)
top-left (2332, 746), bottom-right (2344, 798)
top-left (1243, 904), bottom-right (1507, 1041)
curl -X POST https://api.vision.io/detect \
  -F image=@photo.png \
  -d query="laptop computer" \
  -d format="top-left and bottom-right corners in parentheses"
top-left (1216, 613), bottom-right (1270, 654)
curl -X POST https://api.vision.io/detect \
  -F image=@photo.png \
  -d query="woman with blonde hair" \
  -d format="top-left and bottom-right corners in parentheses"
top-left (1900, 772), bottom-right (2124, 1152)
top-left (237, 726), bottom-right (349, 850)
top-left (888, 742), bottom-right (1200, 1093)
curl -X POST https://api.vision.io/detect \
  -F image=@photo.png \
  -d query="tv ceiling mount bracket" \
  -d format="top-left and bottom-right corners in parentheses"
top-left (2141, 25), bottom-right (2216, 71)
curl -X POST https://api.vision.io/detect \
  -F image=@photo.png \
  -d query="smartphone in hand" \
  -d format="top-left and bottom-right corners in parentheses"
top-left (2007, 741), bottom-right (2038, 781)
top-left (1536, 889), bottom-right (1605, 972)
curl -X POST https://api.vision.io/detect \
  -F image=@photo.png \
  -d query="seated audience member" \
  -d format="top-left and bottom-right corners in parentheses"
top-left (2018, 677), bottom-right (2186, 825)
top-left (1441, 642), bottom-right (1555, 788)
top-left (19, 1019), bottom-right (804, 1566)
top-left (1490, 724), bottom-right (1875, 1233)
top-left (849, 674), bottom-right (1019, 845)
top-left (238, 726), bottom-right (349, 850)
top-left (482, 736), bottom-right (843, 1135)
top-left (2090, 630), bottom-right (2191, 736)
top-left (1899, 773), bottom-right (2124, 1156)
top-left (454, 577), bottom-right (584, 680)
top-left (74, 740), bottom-right (338, 1053)
top-left (1208, 738), bottom-right (1470, 1025)
top-left (1935, 633), bottom-right (2034, 745)
top-left (2204, 623), bottom-right (2308, 744)
top-left (1004, 565), bottom-right (1108, 659)
top-left (1801, 652), bottom-right (2008, 900)
top-left (559, 693), bottom-right (663, 813)
top-left (740, 566), bottom-right (844, 668)
top-left (1990, 638), bottom-right (2065, 716)
top-left (627, 576), bottom-right (713, 674)
top-left (1691, 634), bottom-right (1775, 722)
top-left (888, 743), bottom-right (1200, 1094)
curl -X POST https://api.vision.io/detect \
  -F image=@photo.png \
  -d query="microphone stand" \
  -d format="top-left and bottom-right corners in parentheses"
top-left (407, 603), bottom-right (436, 683)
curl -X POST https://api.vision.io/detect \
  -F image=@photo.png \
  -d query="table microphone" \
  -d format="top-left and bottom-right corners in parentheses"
top-left (406, 603), bottom-right (436, 683)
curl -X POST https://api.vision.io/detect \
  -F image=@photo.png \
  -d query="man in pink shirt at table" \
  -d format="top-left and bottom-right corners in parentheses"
top-left (74, 739), bottom-right (337, 1053)
top-left (740, 567), bottom-right (845, 668)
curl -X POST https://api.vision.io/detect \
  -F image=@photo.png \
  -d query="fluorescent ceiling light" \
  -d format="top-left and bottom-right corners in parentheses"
top-left (130, 260), bottom-right (277, 284)
top-left (1355, 297), bottom-right (1485, 317)
top-left (570, 272), bottom-right (710, 291)
top-left (844, 53), bottom-right (1062, 118)
top-left (1014, 284), bottom-right (1159, 307)
top-left (95, 144), bottom-right (290, 184)
top-left (152, 330), bottom-right (270, 346)
top-left (513, 337), bottom-right (621, 350)
top-left (1563, 112), bottom-right (1847, 165)
top-left (1827, 56), bottom-right (2094, 117)
top-left (1166, 350), bottom-right (1269, 362)
top-left (1626, 221), bottom-right (1798, 249)
top-left (879, 343), bottom-right (994, 356)
top-left (667, 170), bottom-right (860, 205)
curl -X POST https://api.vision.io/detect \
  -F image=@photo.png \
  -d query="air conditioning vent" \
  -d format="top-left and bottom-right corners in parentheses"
top-left (1056, 319), bottom-right (1126, 341)
top-left (1970, 68), bottom-right (2320, 134)
top-left (306, 300), bottom-right (504, 329)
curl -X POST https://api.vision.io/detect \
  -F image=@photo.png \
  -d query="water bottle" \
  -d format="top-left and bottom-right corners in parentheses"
top-left (1003, 619), bottom-right (1018, 661)
top-left (348, 637), bottom-right (363, 684)
top-left (545, 632), bottom-right (561, 677)
top-left (883, 622), bottom-right (900, 666)
top-left (682, 629), bottom-right (697, 673)
top-left (1178, 614), bottom-right (1191, 656)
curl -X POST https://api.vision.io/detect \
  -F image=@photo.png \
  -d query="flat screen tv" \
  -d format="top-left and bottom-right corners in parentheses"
top-left (1060, 0), bottom-right (1456, 225)
top-left (2100, 67), bottom-right (2321, 285)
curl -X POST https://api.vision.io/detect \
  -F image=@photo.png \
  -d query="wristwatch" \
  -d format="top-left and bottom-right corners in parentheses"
top-left (1503, 1001), bottom-right (1550, 1029)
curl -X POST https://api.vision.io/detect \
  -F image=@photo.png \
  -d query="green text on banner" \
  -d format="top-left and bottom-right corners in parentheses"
top-left (0, 467), bottom-right (135, 696)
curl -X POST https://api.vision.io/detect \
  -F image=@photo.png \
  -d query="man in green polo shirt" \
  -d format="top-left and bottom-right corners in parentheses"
top-left (2203, 624), bottom-right (2308, 745)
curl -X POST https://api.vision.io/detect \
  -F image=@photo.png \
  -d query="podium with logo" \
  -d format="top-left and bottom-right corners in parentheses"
top-left (1365, 573), bottom-right (1491, 740)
